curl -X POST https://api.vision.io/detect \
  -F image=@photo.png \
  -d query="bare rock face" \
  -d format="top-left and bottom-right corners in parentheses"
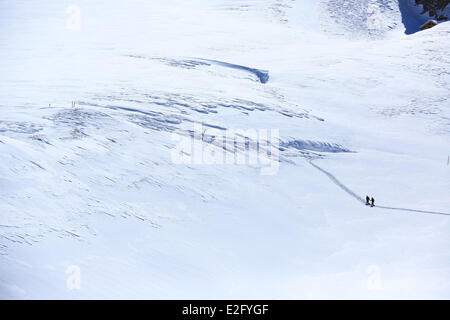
top-left (415, 0), bottom-right (450, 20)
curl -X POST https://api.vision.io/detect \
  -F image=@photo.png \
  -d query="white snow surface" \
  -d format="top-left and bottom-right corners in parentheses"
top-left (0, 0), bottom-right (449, 299)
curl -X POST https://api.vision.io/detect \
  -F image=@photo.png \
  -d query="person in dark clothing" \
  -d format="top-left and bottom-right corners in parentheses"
top-left (370, 197), bottom-right (375, 207)
top-left (366, 195), bottom-right (370, 205)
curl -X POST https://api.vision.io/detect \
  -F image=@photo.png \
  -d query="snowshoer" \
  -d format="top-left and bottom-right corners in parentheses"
top-left (370, 197), bottom-right (375, 207)
top-left (365, 195), bottom-right (370, 206)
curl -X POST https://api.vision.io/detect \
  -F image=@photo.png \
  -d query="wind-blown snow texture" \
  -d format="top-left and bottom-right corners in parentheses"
top-left (0, 0), bottom-right (449, 299)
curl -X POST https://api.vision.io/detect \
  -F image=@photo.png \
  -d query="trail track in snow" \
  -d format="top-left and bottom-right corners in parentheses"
top-left (309, 161), bottom-right (450, 216)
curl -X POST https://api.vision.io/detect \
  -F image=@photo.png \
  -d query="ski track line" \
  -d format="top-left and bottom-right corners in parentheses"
top-left (308, 160), bottom-right (450, 217)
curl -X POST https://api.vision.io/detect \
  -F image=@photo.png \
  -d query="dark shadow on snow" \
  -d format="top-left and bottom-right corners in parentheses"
top-left (124, 55), bottom-right (270, 83)
top-left (398, 0), bottom-right (429, 34)
top-left (282, 139), bottom-right (353, 153)
top-left (197, 58), bottom-right (270, 84)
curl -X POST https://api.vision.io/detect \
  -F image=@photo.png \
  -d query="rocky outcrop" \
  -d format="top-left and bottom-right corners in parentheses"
top-left (415, 0), bottom-right (450, 20)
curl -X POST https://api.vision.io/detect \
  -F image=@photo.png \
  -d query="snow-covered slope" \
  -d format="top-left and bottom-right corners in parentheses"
top-left (1, 0), bottom-right (449, 299)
